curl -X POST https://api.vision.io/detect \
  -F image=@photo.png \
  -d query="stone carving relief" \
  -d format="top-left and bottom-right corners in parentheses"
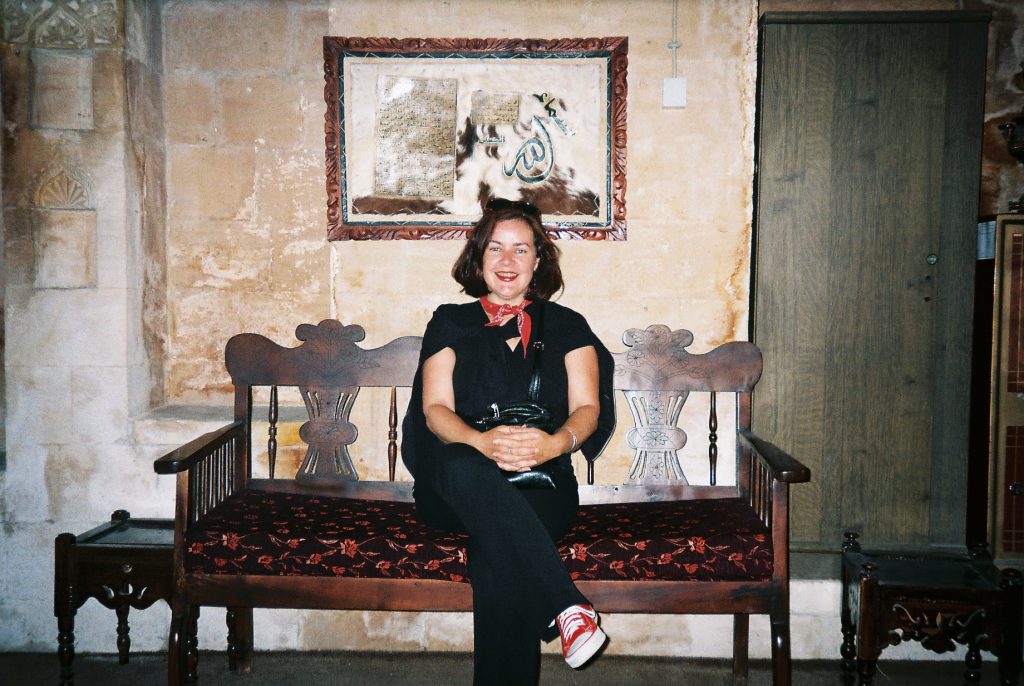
top-left (30, 162), bottom-right (98, 289)
top-left (2, 0), bottom-right (121, 48)
top-left (31, 163), bottom-right (95, 209)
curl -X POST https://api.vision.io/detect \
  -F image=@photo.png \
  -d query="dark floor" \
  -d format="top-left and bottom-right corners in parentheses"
top-left (0, 651), bottom-right (1010, 685)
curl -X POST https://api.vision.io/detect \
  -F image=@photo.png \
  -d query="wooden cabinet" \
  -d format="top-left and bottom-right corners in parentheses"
top-left (751, 12), bottom-right (989, 554)
top-left (990, 214), bottom-right (1024, 563)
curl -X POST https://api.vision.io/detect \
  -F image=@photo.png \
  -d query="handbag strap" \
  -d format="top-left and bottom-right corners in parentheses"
top-left (527, 301), bottom-right (545, 401)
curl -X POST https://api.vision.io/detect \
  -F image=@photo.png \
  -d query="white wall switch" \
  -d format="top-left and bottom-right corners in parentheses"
top-left (662, 77), bottom-right (687, 108)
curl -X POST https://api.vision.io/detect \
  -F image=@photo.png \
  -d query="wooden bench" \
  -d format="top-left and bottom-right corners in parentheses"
top-left (153, 319), bottom-right (810, 685)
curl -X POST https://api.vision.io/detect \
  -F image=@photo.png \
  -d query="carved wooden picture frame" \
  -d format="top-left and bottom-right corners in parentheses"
top-left (323, 36), bottom-right (628, 240)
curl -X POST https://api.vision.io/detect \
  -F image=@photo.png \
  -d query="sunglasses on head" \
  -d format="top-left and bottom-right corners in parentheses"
top-left (485, 198), bottom-right (540, 216)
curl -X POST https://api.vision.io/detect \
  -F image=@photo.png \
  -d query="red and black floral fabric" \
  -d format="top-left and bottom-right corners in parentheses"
top-left (184, 491), bottom-right (773, 583)
top-left (561, 499), bottom-right (772, 581)
top-left (184, 492), bottom-right (470, 582)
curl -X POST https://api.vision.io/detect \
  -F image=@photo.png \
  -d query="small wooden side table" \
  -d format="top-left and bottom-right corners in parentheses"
top-left (840, 532), bottom-right (1023, 685)
top-left (54, 510), bottom-right (174, 686)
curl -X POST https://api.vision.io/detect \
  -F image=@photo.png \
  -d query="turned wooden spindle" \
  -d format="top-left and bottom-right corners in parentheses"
top-left (709, 391), bottom-right (719, 485)
top-left (388, 387), bottom-right (398, 482)
top-left (268, 385), bottom-right (278, 479)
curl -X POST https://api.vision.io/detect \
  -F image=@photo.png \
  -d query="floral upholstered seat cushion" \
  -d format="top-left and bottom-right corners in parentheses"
top-left (561, 499), bottom-right (773, 582)
top-left (184, 491), bottom-right (470, 581)
top-left (185, 491), bottom-right (772, 582)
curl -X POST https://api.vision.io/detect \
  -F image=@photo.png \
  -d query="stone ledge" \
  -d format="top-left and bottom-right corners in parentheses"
top-left (132, 403), bottom-right (311, 447)
top-left (131, 404), bottom-right (231, 446)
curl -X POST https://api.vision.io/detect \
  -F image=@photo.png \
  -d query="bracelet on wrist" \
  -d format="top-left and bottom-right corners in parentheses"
top-left (561, 427), bottom-right (578, 453)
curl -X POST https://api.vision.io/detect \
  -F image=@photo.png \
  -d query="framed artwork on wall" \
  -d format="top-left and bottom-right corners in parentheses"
top-left (323, 36), bottom-right (628, 240)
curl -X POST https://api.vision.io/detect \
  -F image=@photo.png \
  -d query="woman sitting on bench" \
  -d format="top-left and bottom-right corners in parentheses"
top-left (402, 198), bottom-right (615, 685)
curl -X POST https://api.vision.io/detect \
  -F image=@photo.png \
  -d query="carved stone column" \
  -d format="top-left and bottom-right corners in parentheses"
top-left (0, 0), bottom-right (169, 655)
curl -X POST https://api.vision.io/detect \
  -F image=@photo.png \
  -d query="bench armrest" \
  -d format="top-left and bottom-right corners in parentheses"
top-left (738, 429), bottom-right (811, 484)
top-left (153, 421), bottom-right (245, 475)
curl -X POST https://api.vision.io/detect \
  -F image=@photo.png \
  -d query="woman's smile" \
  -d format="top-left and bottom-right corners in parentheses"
top-left (482, 219), bottom-right (540, 305)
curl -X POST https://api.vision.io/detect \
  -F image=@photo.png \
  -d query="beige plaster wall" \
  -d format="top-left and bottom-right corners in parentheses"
top-left (162, 0), bottom-right (756, 414)
top-left (163, 0), bottom-right (333, 403)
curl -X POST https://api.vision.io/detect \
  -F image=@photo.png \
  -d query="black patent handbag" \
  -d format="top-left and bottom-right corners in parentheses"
top-left (470, 302), bottom-right (558, 490)
top-left (473, 400), bottom-right (555, 433)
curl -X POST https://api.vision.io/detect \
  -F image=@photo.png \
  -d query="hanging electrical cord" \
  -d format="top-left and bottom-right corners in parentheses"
top-left (662, 0), bottom-right (686, 108)
top-left (668, 0), bottom-right (680, 78)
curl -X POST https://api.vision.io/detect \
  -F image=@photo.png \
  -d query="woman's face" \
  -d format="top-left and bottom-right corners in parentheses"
top-left (482, 219), bottom-right (540, 305)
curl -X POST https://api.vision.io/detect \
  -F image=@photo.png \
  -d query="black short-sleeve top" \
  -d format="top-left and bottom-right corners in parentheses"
top-left (401, 300), bottom-right (615, 476)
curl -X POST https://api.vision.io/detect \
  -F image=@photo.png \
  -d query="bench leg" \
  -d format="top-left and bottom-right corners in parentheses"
top-left (168, 610), bottom-right (184, 686)
top-left (226, 606), bottom-right (253, 672)
top-left (732, 613), bottom-right (749, 686)
top-left (769, 611), bottom-right (792, 686)
top-left (57, 613), bottom-right (75, 686)
top-left (184, 605), bottom-right (200, 685)
top-left (856, 658), bottom-right (877, 685)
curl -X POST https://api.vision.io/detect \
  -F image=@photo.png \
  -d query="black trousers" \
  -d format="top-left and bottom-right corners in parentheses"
top-left (414, 442), bottom-right (588, 686)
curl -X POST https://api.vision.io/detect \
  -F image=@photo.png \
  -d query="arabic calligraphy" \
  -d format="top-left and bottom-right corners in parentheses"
top-left (503, 115), bottom-right (555, 184)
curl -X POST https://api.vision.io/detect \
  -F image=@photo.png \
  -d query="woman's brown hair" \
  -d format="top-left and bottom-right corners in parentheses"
top-left (451, 200), bottom-right (563, 300)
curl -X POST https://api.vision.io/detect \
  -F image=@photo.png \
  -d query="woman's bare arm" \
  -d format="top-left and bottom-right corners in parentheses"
top-left (493, 345), bottom-right (600, 464)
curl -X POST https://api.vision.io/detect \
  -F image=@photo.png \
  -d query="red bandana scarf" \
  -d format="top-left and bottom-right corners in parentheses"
top-left (480, 297), bottom-right (532, 357)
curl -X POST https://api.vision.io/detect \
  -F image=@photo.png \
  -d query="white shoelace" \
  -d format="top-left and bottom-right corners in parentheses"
top-left (558, 606), bottom-right (592, 641)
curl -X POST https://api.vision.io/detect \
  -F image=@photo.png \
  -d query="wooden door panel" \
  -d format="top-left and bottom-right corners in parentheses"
top-left (753, 14), bottom-right (987, 552)
top-left (755, 22), bottom-right (835, 544)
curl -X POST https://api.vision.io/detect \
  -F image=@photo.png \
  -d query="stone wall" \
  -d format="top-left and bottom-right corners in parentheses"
top-left (0, 0), bottom-right (1019, 663)
top-left (0, 0), bottom-right (172, 651)
top-left (163, 0), bottom-right (333, 404)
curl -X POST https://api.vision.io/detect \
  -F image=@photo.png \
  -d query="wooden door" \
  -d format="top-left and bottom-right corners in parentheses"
top-left (752, 12), bottom-right (988, 553)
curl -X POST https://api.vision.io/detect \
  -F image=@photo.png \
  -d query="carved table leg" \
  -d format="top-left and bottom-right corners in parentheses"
top-left (115, 603), bottom-right (131, 664)
top-left (840, 576), bottom-right (857, 674)
top-left (841, 622), bottom-right (857, 674)
top-left (1000, 569), bottom-right (1023, 686)
top-left (964, 640), bottom-right (983, 685)
top-left (54, 532), bottom-right (77, 686)
top-left (840, 532), bottom-right (862, 675)
top-left (854, 562), bottom-right (882, 686)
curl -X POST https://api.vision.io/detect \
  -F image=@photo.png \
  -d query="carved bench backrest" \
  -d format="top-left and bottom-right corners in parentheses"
top-left (225, 320), bottom-right (762, 487)
top-left (226, 320), bottom-right (421, 483)
top-left (610, 325), bottom-right (762, 486)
